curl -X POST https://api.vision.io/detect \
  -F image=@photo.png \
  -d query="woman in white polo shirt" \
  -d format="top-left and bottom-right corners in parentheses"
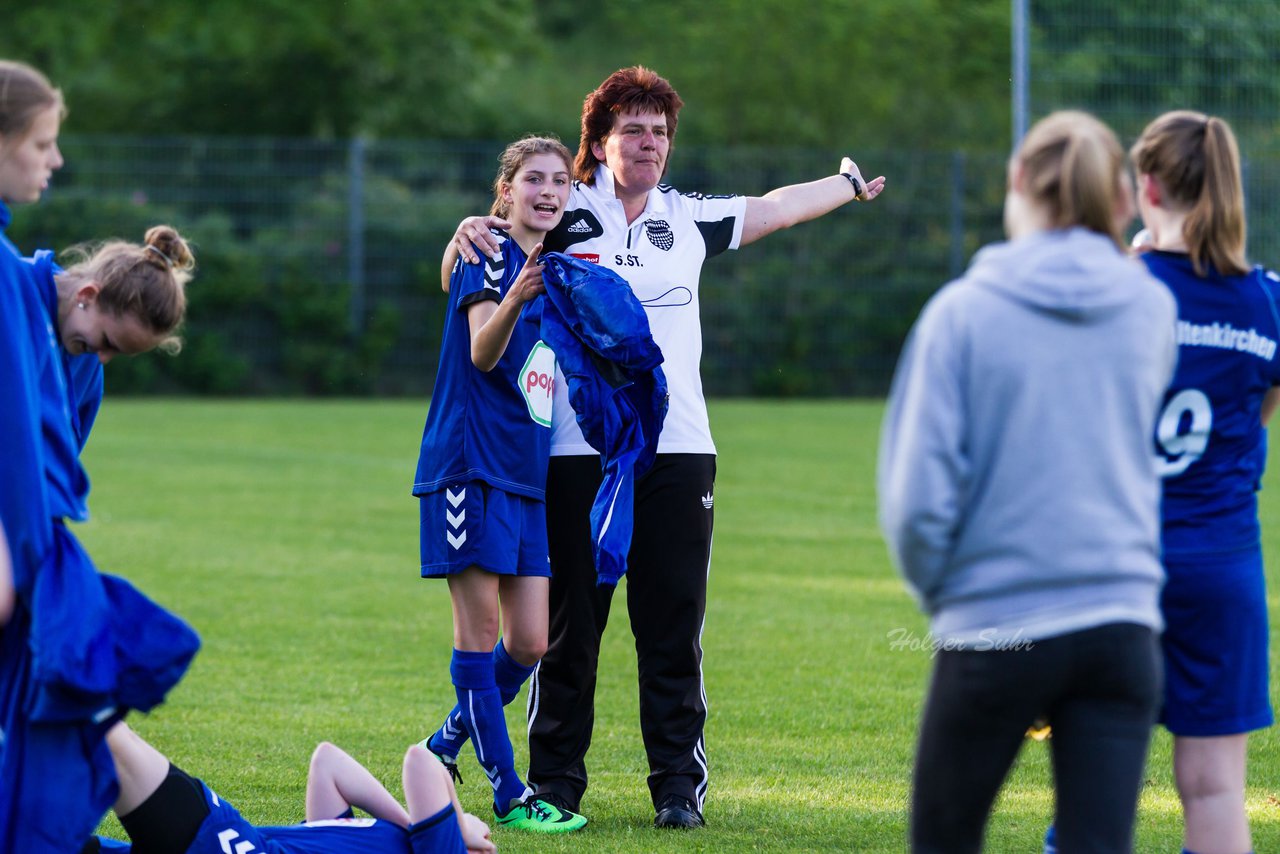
top-left (444, 65), bottom-right (885, 830)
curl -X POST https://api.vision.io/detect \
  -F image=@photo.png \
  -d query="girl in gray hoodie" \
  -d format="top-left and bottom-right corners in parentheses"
top-left (878, 111), bottom-right (1177, 853)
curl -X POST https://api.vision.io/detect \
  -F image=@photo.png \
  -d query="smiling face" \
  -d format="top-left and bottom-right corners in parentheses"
top-left (60, 288), bottom-right (164, 364)
top-left (591, 109), bottom-right (670, 197)
top-left (503, 151), bottom-right (572, 242)
top-left (0, 104), bottom-right (63, 204)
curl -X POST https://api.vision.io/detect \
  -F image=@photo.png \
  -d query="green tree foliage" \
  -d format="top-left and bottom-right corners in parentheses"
top-left (2, 0), bottom-right (1011, 151)
top-left (1030, 0), bottom-right (1280, 144)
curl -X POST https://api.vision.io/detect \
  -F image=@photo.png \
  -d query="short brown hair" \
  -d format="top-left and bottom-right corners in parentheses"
top-left (574, 66), bottom-right (684, 185)
top-left (1131, 110), bottom-right (1247, 277)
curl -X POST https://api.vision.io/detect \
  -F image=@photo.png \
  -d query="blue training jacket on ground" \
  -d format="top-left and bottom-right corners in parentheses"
top-left (527, 252), bottom-right (667, 586)
top-left (0, 236), bottom-right (200, 853)
top-left (1143, 251), bottom-right (1280, 554)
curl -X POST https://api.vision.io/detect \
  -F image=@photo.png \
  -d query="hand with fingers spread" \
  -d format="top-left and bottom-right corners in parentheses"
top-left (442, 217), bottom-right (513, 293)
top-left (454, 216), bottom-right (512, 265)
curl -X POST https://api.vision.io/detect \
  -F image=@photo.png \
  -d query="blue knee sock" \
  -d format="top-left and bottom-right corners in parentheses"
top-left (493, 637), bottom-right (538, 701)
top-left (429, 639), bottom-right (536, 760)
top-left (450, 648), bottom-right (527, 812)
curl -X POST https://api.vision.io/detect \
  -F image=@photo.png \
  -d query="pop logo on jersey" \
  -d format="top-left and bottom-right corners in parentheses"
top-left (645, 219), bottom-right (674, 251)
top-left (520, 340), bottom-right (555, 427)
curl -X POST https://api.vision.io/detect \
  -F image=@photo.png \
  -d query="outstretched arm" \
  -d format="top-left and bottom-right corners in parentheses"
top-left (305, 742), bottom-right (411, 827)
top-left (403, 745), bottom-right (495, 854)
top-left (740, 156), bottom-right (886, 247)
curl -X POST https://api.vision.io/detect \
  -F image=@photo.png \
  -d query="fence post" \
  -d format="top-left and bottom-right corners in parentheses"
top-left (1012, 0), bottom-right (1029, 147)
top-left (950, 150), bottom-right (967, 278)
top-left (348, 136), bottom-right (366, 335)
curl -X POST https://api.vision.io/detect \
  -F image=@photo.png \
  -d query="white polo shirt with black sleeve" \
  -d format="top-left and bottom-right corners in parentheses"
top-left (544, 164), bottom-right (747, 457)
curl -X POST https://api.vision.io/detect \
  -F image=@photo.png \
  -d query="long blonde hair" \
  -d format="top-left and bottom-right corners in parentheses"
top-left (1131, 110), bottom-right (1247, 276)
top-left (1015, 111), bottom-right (1128, 248)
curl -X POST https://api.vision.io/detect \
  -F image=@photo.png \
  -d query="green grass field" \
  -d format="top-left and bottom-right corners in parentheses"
top-left (81, 399), bottom-right (1279, 852)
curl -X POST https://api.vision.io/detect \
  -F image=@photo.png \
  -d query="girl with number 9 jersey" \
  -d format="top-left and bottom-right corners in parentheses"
top-left (1133, 110), bottom-right (1277, 854)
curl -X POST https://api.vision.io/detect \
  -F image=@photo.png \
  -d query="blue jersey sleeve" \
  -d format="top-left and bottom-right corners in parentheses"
top-left (68, 353), bottom-right (105, 448)
top-left (0, 256), bottom-right (51, 597)
top-left (1253, 267), bottom-right (1280, 386)
top-left (453, 233), bottom-right (511, 310)
top-left (453, 254), bottom-right (505, 311)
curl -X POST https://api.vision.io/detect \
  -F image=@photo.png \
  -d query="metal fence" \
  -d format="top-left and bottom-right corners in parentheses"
top-left (16, 136), bottom-right (1006, 397)
top-left (1030, 0), bottom-right (1280, 265)
top-left (13, 0), bottom-right (1278, 397)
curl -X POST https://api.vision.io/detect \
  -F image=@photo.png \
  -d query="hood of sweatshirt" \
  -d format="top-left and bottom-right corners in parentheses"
top-left (963, 227), bottom-right (1140, 323)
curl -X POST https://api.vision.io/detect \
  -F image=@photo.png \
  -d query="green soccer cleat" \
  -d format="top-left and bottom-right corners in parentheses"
top-left (416, 738), bottom-right (462, 786)
top-left (495, 794), bottom-right (588, 833)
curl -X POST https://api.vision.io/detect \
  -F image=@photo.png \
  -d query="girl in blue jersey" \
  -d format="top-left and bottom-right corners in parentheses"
top-left (83, 721), bottom-right (494, 854)
top-left (1131, 111), bottom-right (1276, 854)
top-left (0, 61), bottom-right (201, 853)
top-left (28, 224), bottom-right (196, 446)
top-left (413, 136), bottom-right (585, 833)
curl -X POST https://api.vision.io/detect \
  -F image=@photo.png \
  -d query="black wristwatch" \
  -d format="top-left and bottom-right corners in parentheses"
top-left (841, 171), bottom-right (863, 199)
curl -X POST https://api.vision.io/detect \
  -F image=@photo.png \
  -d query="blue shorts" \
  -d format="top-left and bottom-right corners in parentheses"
top-left (187, 781), bottom-right (466, 854)
top-left (1160, 548), bottom-right (1274, 736)
top-left (419, 481), bottom-right (550, 578)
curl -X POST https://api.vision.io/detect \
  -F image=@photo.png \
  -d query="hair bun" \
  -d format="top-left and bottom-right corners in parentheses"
top-left (143, 225), bottom-right (195, 272)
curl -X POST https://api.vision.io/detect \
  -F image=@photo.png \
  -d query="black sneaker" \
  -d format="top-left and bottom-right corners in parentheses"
top-left (654, 794), bottom-right (704, 829)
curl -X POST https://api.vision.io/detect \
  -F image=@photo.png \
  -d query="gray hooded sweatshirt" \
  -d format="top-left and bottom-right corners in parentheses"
top-left (878, 227), bottom-right (1177, 644)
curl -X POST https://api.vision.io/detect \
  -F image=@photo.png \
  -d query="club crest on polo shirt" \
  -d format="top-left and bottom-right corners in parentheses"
top-left (520, 340), bottom-right (555, 427)
top-left (645, 219), bottom-right (674, 251)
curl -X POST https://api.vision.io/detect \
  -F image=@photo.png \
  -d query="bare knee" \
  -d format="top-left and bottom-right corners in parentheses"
top-left (502, 635), bottom-right (546, 665)
top-left (403, 745), bottom-right (452, 823)
top-left (310, 741), bottom-right (342, 774)
top-left (454, 615), bottom-right (501, 652)
top-left (1174, 735), bottom-right (1248, 802)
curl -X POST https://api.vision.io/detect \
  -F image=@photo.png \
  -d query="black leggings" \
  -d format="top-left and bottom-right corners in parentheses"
top-left (528, 453), bottom-right (715, 811)
top-left (911, 622), bottom-right (1161, 854)
top-left (118, 763), bottom-right (209, 854)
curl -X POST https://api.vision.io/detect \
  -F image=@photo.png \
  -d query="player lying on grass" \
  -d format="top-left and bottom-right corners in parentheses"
top-left (81, 723), bottom-right (495, 854)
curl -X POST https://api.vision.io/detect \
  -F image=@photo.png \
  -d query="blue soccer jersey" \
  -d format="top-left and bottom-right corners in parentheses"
top-left (413, 234), bottom-right (553, 500)
top-left (1144, 250), bottom-right (1280, 553)
top-left (23, 250), bottom-right (105, 450)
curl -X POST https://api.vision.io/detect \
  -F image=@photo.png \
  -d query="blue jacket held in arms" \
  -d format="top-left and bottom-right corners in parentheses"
top-left (527, 252), bottom-right (668, 586)
top-left (0, 242), bottom-right (200, 854)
